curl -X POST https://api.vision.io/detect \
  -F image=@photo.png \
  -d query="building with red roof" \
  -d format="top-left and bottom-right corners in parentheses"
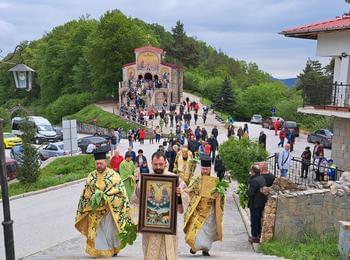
top-left (119, 45), bottom-right (183, 108)
top-left (280, 13), bottom-right (350, 171)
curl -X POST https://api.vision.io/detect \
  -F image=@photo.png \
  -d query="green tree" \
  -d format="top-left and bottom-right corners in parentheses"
top-left (297, 59), bottom-right (332, 105)
top-left (85, 10), bottom-right (150, 99)
top-left (219, 138), bottom-right (268, 208)
top-left (215, 77), bottom-right (236, 114)
top-left (17, 120), bottom-right (40, 183)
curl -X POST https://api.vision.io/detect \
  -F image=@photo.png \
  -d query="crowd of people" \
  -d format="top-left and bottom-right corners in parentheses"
top-left (75, 121), bottom-right (226, 258)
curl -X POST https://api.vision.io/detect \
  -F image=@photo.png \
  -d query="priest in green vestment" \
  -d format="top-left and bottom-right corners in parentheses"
top-left (119, 152), bottom-right (137, 200)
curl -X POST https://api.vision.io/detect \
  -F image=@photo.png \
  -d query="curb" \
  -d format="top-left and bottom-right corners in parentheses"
top-left (232, 190), bottom-right (256, 252)
top-left (0, 178), bottom-right (86, 203)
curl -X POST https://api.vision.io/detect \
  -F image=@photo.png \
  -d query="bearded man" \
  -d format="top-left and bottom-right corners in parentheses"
top-left (173, 147), bottom-right (196, 185)
top-left (75, 150), bottom-right (133, 257)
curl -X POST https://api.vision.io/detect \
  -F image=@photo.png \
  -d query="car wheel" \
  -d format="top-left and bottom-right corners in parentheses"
top-left (35, 138), bottom-right (41, 145)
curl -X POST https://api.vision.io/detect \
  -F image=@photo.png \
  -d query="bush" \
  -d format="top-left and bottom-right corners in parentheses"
top-left (46, 93), bottom-right (94, 124)
top-left (259, 233), bottom-right (339, 260)
top-left (66, 104), bottom-right (143, 131)
top-left (219, 138), bottom-right (268, 184)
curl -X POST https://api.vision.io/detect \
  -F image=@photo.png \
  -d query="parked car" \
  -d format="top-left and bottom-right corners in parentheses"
top-left (307, 129), bottom-right (333, 148)
top-left (283, 121), bottom-right (300, 137)
top-left (77, 136), bottom-right (110, 154)
top-left (39, 142), bottom-right (66, 160)
top-left (54, 127), bottom-right (63, 141)
top-left (3, 132), bottom-right (22, 148)
top-left (10, 145), bottom-right (24, 163)
top-left (250, 114), bottom-right (263, 124)
top-left (12, 116), bottom-right (58, 144)
top-left (262, 117), bottom-right (284, 129)
top-left (0, 159), bottom-right (18, 184)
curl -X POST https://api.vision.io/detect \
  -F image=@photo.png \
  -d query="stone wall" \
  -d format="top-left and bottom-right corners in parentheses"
top-left (261, 189), bottom-right (350, 241)
top-left (332, 117), bottom-right (350, 171)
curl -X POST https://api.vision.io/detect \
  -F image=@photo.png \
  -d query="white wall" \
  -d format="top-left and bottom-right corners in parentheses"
top-left (317, 31), bottom-right (350, 57)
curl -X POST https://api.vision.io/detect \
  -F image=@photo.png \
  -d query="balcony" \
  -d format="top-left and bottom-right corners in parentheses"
top-left (299, 82), bottom-right (350, 118)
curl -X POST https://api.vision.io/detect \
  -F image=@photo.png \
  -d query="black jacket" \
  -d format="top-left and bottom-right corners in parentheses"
top-left (248, 174), bottom-right (267, 208)
top-left (188, 140), bottom-right (200, 155)
top-left (258, 134), bottom-right (266, 146)
top-left (261, 173), bottom-right (275, 187)
top-left (212, 128), bottom-right (219, 138)
top-left (214, 156), bottom-right (225, 172)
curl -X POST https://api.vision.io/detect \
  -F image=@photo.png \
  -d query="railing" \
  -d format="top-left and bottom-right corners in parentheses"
top-left (267, 153), bottom-right (344, 186)
top-left (303, 82), bottom-right (350, 108)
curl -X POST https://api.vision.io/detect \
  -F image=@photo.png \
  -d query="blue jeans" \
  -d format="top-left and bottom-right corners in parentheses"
top-left (280, 169), bottom-right (288, 177)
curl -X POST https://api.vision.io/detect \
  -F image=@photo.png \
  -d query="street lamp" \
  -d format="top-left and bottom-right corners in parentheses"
top-left (0, 44), bottom-right (34, 260)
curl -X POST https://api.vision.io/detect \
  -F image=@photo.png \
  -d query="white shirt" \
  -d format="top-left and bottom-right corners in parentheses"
top-left (86, 143), bottom-right (96, 154)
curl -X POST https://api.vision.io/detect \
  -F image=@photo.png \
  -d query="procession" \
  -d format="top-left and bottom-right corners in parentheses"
top-left (75, 98), bottom-right (228, 259)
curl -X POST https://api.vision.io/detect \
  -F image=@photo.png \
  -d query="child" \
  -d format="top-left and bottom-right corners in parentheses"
top-left (327, 159), bottom-right (337, 181)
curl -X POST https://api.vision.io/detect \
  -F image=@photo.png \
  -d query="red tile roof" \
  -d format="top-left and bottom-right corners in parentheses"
top-left (280, 14), bottom-right (350, 39)
top-left (122, 62), bottom-right (135, 68)
top-left (135, 45), bottom-right (164, 54)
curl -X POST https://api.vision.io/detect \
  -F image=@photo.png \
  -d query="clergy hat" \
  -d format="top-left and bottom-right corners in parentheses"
top-left (200, 154), bottom-right (212, 167)
top-left (93, 150), bottom-right (107, 161)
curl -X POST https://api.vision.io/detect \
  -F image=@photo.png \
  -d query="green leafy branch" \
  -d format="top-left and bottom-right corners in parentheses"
top-left (212, 179), bottom-right (230, 196)
top-left (90, 189), bottom-right (109, 212)
top-left (236, 183), bottom-right (248, 208)
top-left (117, 222), bottom-right (137, 250)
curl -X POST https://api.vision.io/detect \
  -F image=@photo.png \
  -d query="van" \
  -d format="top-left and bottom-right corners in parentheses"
top-left (12, 116), bottom-right (58, 144)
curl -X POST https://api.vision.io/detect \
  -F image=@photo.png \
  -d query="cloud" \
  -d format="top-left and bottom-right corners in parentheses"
top-left (0, 0), bottom-right (348, 77)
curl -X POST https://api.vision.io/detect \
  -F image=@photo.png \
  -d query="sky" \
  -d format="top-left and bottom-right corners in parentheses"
top-left (0, 0), bottom-right (349, 78)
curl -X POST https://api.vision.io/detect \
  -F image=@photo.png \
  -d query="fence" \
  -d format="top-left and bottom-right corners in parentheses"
top-left (267, 153), bottom-right (344, 186)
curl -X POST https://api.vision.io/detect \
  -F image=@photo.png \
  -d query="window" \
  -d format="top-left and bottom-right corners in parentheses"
top-left (47, 144), bottom-right (58, 151)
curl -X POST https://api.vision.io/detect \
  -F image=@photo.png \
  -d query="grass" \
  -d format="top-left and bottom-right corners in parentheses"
top-left (66, 104), bottom-right (144, 131)
top-left (3, 155), bottom-right (95, 198)
top-left (259, 233), bottom-right (340, 260)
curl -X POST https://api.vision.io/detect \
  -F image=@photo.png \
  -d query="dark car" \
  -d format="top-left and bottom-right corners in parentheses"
top-left (283, 121), bottom-right (300, 137)
top-left (39, 142), bottom-right (66, 160)
top-left (78, 136), bottom-right (110, 154)
top-left (1, 159), bottom-right (19, 183)
top-left (262, 117), bottom-right (284, 130)
top-left (307, 129), bottom-right (333, 148)
top-left (54, 127), bottom-right (63, 141)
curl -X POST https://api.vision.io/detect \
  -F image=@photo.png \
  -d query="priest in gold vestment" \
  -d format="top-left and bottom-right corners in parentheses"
top-left (183, 156), bottom-right (224, 256)
top-left (138, 151), bottom-right (188, 260)
top-left (75, 150), bottom-right (134, 257)
top-left (173, 147), bottom-right (196, 185)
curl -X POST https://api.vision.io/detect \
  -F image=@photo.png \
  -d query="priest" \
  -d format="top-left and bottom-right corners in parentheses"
top-left (183, 156), bottom-right (224, 256)
top-left (173, 147), bottom-right (196, 185)
top-left (75, 149), bottom-right (134, 257)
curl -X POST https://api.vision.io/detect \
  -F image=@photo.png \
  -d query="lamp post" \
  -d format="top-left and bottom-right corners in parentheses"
top-left (0, 44), bottom-right (34, 260)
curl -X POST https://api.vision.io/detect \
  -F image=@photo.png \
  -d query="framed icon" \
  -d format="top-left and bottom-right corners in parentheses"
top-left (138, 174), bottom-right (178, 235)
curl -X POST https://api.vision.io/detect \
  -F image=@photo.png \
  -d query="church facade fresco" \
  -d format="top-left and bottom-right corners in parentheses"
top-left (119, 45), bottom-right (183, 109)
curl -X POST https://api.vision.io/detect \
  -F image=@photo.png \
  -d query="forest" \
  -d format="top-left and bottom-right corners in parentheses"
top-left (0, 9), bottom-right (332, 131)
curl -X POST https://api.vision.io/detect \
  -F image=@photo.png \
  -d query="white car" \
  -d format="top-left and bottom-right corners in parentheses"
top-left (250, 114), bottom-right (263, 124)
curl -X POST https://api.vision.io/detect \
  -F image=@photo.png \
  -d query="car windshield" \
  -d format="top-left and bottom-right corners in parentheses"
top-left (4, 133), bottom-right (16, 138)
top-left (37, 125), bottom-right (54, 131)
top-left (285, 122), bottom-right (297, 127)
top-left (89, 137), bottom-right (106, 143)
top-left (253, 115), bottom-right (262, 118)
top-left (324, 129), bottom-right (333, 136)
